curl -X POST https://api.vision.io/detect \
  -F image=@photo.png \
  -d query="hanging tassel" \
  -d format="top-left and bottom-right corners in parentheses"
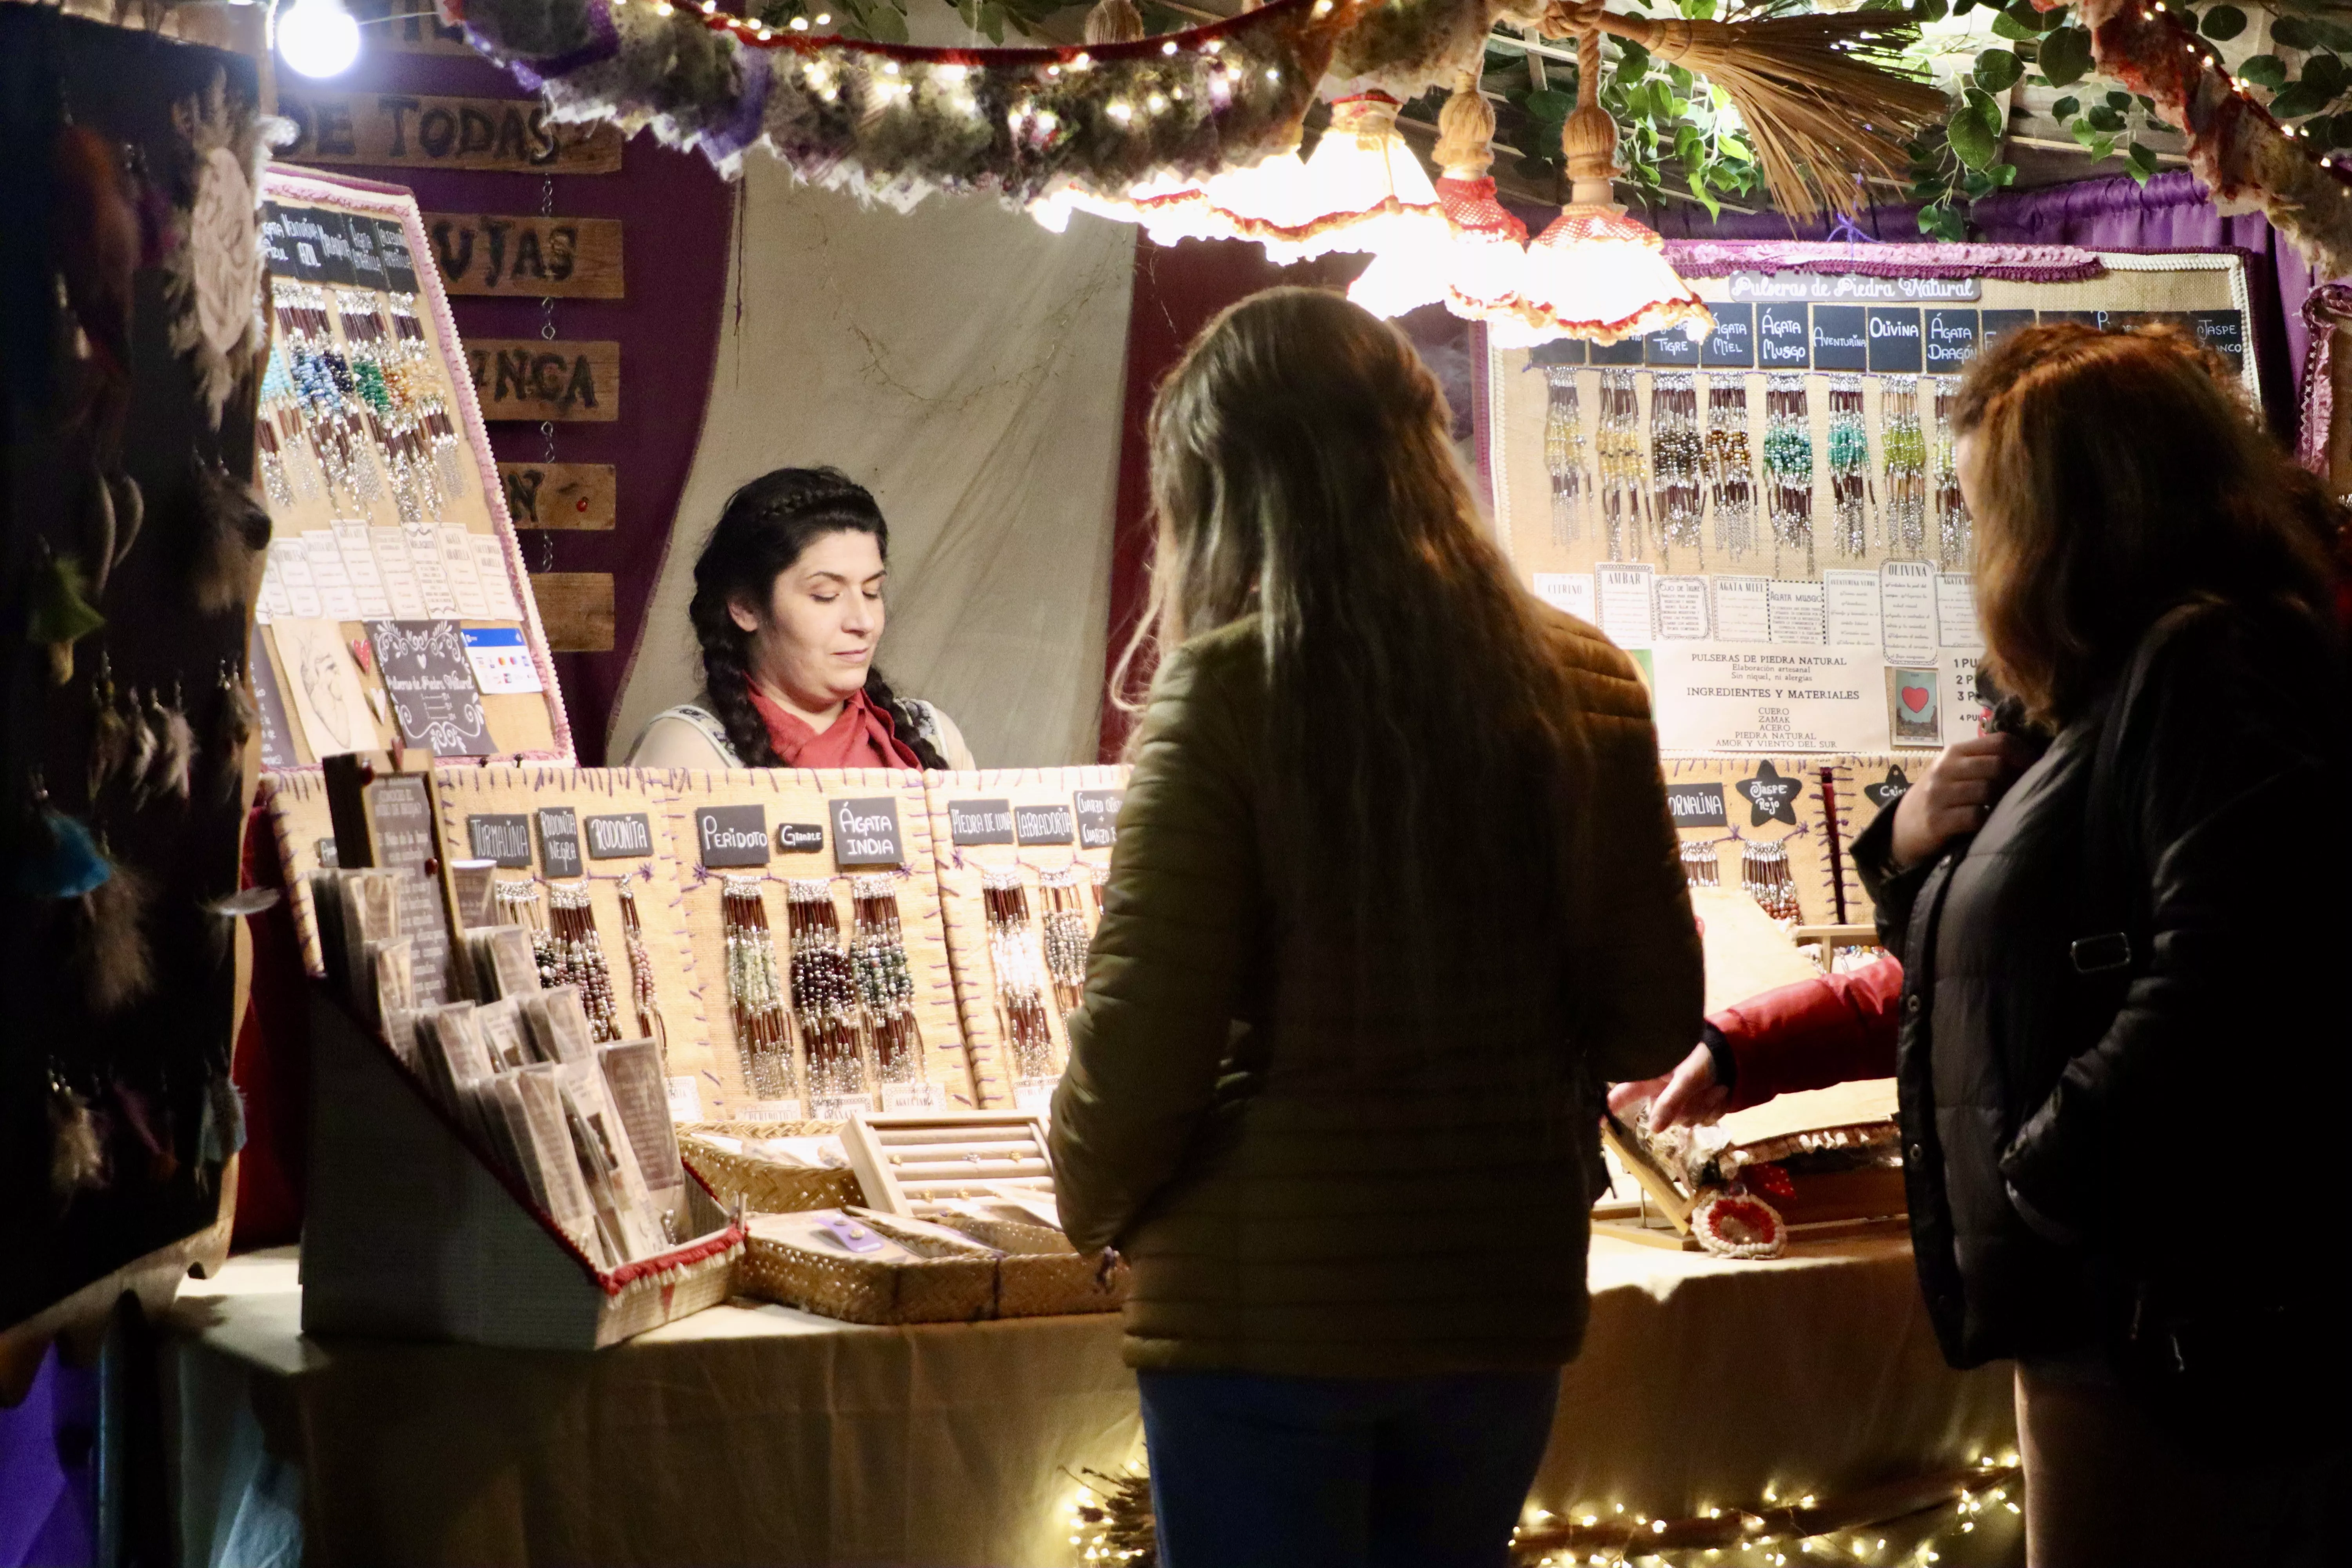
top-left (79, 858), bottom-right (153, 1014)
top-left (28, 546), bottom-right (106, 685)
top-left (48, 1076), bottom-right (107, 1199)
top-left (188, 455), bottom-right (272, 617)
top-left (16, 806), bottom-right (113, 899)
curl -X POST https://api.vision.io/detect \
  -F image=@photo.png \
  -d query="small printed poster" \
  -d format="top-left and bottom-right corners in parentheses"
top-left (1713, 576), bottom-right (1771, 643)
top-left (368, 619), bottom-right (493, 757)
top-left (1936, 573), bottom-right (1984, 655)
top-left (1822, 570), bottom-right (1882, 649)
top-left (1649, 643), bottom-right (1887, 753)
top-left (1596, 563), bottom-right (1656, 648)
top-left (1656, 576), bottom-right (1711, 641)
top-left (1531, 572), bottom-right (1596, 622)
top-left (1887, 666), bottom-right (1941, 745)
top-left (1879, 561), bottom-right (1939, 665)
top-left (462, 626), bottom-right (543, 694)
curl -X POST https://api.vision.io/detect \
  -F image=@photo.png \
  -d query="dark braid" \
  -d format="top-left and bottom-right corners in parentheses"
top-left (689, 466), bottom-right (946, 769)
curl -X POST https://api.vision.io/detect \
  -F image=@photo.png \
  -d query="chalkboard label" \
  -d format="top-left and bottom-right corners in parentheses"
top-left (259, 203), bottom-right (298, 278)
top-left (368, 620), bottom-right (492, 757)
top-left (1644, 329), bottom-right (1701, 367)
top-left (831, 797), bottom-right (904, 867)
top-left (1014, 802), bottom-right (1074, 846)
top-left (1811, 305), bottom-right (1867, 370)
top-left (1528, 338), bottom-right (1588, 367)
top-left (1590, 336), bottom-right (1646, 366)
top-left (1074, 789), bottom-right (1124, 849)
top-left (1981, 309), bottom-right (2037, 347)
top-left (1861, 766), bottom-right (1911, 812)
top-left (2042, 309), bottom-right (2100, 329)
top-left (1665, 782), bottom-right (1728, 828)
top-left (1866, 307), bottom-right (1923, 373)
top-left (1700, 303), bottom-right (1755, 368)
top-left (468, 813), bottom-right (534, 868)
top-left (2191, 310), bottom-right (2245, 370)
top-left (697, 804), bottom-right (770, 867)
top-left (536, 807), bottom-right (581, 878)
top-left (344, 215), bottom-right (388, 290)
top-left (584, 812), bottom-right (652, 859)
top-left (1758, 303), bottom-right (1810, 368)
top-left (278, 205), bottom-right (330, 281)
top-left (1925, 309), bottom-right (1979, 369)
top-left (777, 822), bottom-right (825, 855)
top-left (1733, 761), bottom-right (1802, 827)
top-left (375, 219), bottom-right (421, 293)
top-left (947, 798), bottom-right (1015, 846)
top-left (309, 209), bottom-right (358, 286)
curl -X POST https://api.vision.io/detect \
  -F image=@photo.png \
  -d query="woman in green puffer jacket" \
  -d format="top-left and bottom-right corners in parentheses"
top-left (1047, 287), bottom-right (1703, 1568)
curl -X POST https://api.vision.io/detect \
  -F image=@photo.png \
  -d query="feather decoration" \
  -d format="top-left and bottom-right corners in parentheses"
top-left (48, 1078), bottom-right (108, 1198)
top-left (29, 548), bottom-right (106, 685)
top-left (211, 661), bottom-right (256, 800)
top-left (89, 682), bottom-right (132, 797)
top-left (16, 808), bottom-right (112, 899)
top-left (138, 684), bottom-right (194, 804)
top-left (108, 472), bottom-right (144, 573)
top-left (123, 687), bottom-right (158, 790)
top-left (1543, 0), bottom-right (1949, 220)
top-left (79, 858), bottom-right (154, 1014)
top-left (188, 455), bottom-right (271, 617)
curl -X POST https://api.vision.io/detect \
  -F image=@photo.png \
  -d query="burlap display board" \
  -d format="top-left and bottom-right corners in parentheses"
top-left (423, 765), bottom-right (728, 1120)
top-left (1664, 754), bottom-right (1840, 930)
top-left (919, 767), bottom-right (1129, 1110)
top-left (659, 768), bottom-right (973, 1121)
top-left (1483, 249), bottom-right (2254, 755)
top-left (260, 769), bottom-right (341, 978)
top-left (1820, 755), bottom-right (1913, 928)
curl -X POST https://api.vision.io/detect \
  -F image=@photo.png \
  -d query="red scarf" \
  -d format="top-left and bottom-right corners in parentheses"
top-left (745, 683), bottom-right (923, 769)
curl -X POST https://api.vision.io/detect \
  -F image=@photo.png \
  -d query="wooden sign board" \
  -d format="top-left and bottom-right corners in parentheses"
top-left (275, 92), bottom-right (624, 174)
top-left (500, 462), bottom-right (617, 530)
top-left (528, 572), bottom-right (616, 652)
top-left (423, 213), bottom-right (624, 298)
top-left (468, 339), bottom-right (619, 423)
top-left (921, 766), bottom-right (1127, 1110)
top-left (657, 769), bottom-right (974, 1122)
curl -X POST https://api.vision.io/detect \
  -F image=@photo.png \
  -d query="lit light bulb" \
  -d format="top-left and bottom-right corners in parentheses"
top-left (277, 0), bottom-right (361, 78)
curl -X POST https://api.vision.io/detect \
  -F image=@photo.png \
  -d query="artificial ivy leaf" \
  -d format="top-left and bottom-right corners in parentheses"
top-left (2272, 14), bottom-right (2318, 49)
top-left (1616, 38), bottom-right (1651, 72)
top-left (1525, 87), bottom-right (1575, 122)
top-left (1948, 99), bottom-right (2000, 168)
top-left (1975, 47), bottom-right (2025, 92)
top-left (2240, 53), bottom-right (2288, 88)
top-left (2302, 51), bottom-right (2346, 94)
top-left (1687, 168), bottom-right (1721, 218)
top-left (2085, 102), bottom-right (2127, 131)
top-left (1990, 160), bottom-right (2019, 186)
top-left (865, 0), bottom-right (907, 40)
top-left (2105, 89), bottom-right (2133, 109)
top-left (2334, 110), bottom-right (2352, 145)
top-left (1953, 0), bottom-right (1977, 13)
top-left (2266, 79), bottom-right (2334, 118)
top-left (2200, 3), bottom-right (2246, 39)
top-left (1991, 7), bottom-right (2039, 40)
top-left (2038, 25), bottom-right (2094, 86)
top-left (1967, 84), bottom-right (2006, 138)
top-left (1920, 203), bottom-right (1968, 242)
top-left (1675, 123), bottom-right (1704, 162)
top-left (2125, 140), bottom-right (2159, 183)
top-left (1719, 132), bottom-right (1753, 161)
top-left (980, 1), bottom-right (1004, 41)
top-left (1919, 0), bottom-right (1949, 18)
top-left (2314, 16), bottom-right (2352, 51)
top-left (2051, 94), bottom-right (2081, 119)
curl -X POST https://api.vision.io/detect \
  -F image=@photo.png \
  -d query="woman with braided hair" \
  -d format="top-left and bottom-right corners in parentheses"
top-left (626, 467), bottom-right (975, 770)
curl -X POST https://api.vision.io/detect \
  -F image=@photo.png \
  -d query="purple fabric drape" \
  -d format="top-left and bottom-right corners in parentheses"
top-left (1644, 170), bottom-right (2322, 439)
top-left (0, 1349), bottom-right (95, 1568)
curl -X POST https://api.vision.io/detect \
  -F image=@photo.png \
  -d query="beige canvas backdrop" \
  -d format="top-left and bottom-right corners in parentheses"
top-left (610, 167), bottom-right (1136, 767)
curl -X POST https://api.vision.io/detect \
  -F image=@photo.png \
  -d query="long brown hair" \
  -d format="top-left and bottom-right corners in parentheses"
top-left (1128, 287), bottom-right (1590, 1006)
top-left (1953, 323), bottom-right (2339, 726)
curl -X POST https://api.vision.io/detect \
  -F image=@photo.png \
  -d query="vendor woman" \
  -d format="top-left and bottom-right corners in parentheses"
top-left (627, 467), bottom-right (975, 770)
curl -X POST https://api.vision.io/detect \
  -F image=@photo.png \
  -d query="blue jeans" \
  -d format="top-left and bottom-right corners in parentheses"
top-left (1136, 1368), bottom-right (1561, 1568)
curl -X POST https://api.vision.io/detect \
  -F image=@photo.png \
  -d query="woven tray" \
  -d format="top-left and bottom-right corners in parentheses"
top-left (738, 1207), bottom-right (1128, 1324)
top-left (679, 1126), bottom-right (863, 1215)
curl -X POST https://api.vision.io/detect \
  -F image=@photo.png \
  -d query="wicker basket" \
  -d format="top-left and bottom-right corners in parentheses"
top-left (739, 1211), bottom-right (999, 1325)
top-left (999, 1250), bottom-right (1129, 1318)
top-left (678, 1125), bottom-right (864, 1216)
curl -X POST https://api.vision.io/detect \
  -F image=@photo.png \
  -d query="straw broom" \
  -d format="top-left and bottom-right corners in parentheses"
top-left (1541, 0), bottom-right (1951, 219)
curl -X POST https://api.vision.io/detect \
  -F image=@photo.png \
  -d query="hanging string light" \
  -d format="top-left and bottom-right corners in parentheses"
top-left (1347, 67), bottom-right (1529, 324)
top-left (1027, 0), bottom-right (1219, 239)
top-left (1510, 25), bottom-right (1711, 345)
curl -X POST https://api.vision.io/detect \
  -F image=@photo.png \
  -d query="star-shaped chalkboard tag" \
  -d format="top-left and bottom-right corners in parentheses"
top-left (1862, 766), bottom-right (1910, 812)
top-left (1734, 760), bottom-right (1802, 827)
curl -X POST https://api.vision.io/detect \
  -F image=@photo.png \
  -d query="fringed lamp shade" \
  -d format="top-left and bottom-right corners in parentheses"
top-left (1198, 90), bottom-right (1446, 263)
top-left (1510, 27), bottom-right (1710, 346)
top-left (1347, 71), bottom-right (1529, 323)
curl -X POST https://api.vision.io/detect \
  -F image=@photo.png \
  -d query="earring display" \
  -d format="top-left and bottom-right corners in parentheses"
top-left (1648, 372), bottom-right (1704, 561)
top-left (1680, 839), bottom-right (1721, 889)
top-left (851, 876), bottom-right (936, 1109)
top-left (981, 867), bottom-right (1060, 1109)
top-left (1762, 375), bottom-right (1815, 572)
top-left (1543, 367), bottom-right (1590, 548)
top-left (1702, 377), bottom-right (1756, 561)
top-left (1932, 377), bottom-right (1971, 567)
top-left (1826, 375), bottom-right (1871, 559)
top-left (1880, 380), bottom-right (1928, 560)
top-left (722, 876), bottom-right (799, 1108)
top-left (1039, 867), bottom-right (1092, 1019)
top-left (548, 881), bottom-right (620, 1045)
top-left (786, 879), bottom-right (871, 1118)
top-left (1595, 369), bottom-right (1647, 562)
top-left (1740, 838), bottom-right (1802, 923)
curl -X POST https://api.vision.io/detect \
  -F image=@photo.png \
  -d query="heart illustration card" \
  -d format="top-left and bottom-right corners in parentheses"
top-left (1887, 666), bottom-right (1940, 747)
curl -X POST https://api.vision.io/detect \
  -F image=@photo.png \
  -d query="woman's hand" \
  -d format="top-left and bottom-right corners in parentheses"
top-left (1888, 731), bottom-right (2036, 869)
top-left (1608, 1043), bottom-right (1730, 1132)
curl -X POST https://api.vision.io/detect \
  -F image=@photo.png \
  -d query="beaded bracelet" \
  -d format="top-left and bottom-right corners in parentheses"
top-left (1542, 366), bottom-right (1590, 549)
top-left (1880, 379), bottom-right (1929, 560)
top-left (1762, 375), bottom-right (1815, 573)
top-left (1595, 369), bottom-right (1647, 563)
top-left (1038, 867), bottom-right (1093, 1019)
top-left (1649, 372), bottom-right (1704, 563)
top-left (721, 876), bottom-right (797, 1104)
top-left (548, 881), bottom-right (621, 1044)
top-left (849, 875), bottom-right (924, 1092)
top-left (1680, 838), bottom-right (1721, 889)
top-left (1931, 377), bottom-right (1971, 568)
top-left (981, 867), bottom-right (1060, 1088)
top-left (1702, 376), bottom-right (1756, 561)
top-left (1740, 838), bottom-right (1802, 923)
top-left (1826, 375), bottom-right (1872, 559)
top-left (616, 882), bottom-right (666, 1057)
top-left (786, 879), bottom-right (869, 1111)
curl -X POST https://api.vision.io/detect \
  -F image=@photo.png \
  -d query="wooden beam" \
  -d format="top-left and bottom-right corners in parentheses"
top-left (465, 340), bottom-right (619, 423)
top-left (529, 573), bottom-right (616, 652)
top-left (498, 463), bottom-right (617, 530)
top-left (423, 213), bottom-right (624, 298)
top-left (274, 91), bottom-right (623, 174)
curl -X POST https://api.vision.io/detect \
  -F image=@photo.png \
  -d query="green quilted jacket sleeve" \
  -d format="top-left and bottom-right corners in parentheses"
top-left (1050, 634), bottom-right (1258, 1254)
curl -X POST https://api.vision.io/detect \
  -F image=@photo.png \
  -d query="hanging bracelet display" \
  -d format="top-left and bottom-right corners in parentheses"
top-left (1039, 867), bottom-right (1092, 1020)
top-left (616, 881), bottom-right (666, 1056)
top-left (547, 881), bottom-right (621, 1045)
top-left (1542, 366), bottom-right (1591, 549)
top-left (850, 875), bottom-right (927, 1100)
top-left (981, 867), bottom-right (1060, 1099)
top-left (1596, 368), bottom-right (1646, 562)
top-left (1680, 838), bottom-right (1721, 889)
top-left (1740, 839), bottom-right (1801, 923)
top-left (786, 879), bottom-right (871, 1115)
top-left (1702, 376), bottom-right (1756, 561)
top-left (1762, 374), bottom-right (1815, 572)
top-left (1826, 374), bottom-right (1872, 559)
top-left (721, 875), bottom-right (797, 1105)
top-left (1880, 378), bottom-right (1927, 560)
top-left (1648, 371), bottom-right (1704, 562)
top-left (1932, 376), bottom-right (1971, 567)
